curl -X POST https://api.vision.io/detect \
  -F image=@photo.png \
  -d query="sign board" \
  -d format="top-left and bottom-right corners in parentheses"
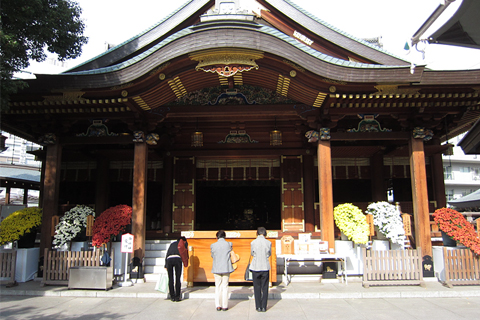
top-left (121, 233), bottom-right (134, 253)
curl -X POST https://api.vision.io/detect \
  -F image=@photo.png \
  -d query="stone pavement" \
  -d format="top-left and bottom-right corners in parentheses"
top-left (1, 276), bottom-right (480, 299)
top-left (2, 278), bottom-right (480, 319)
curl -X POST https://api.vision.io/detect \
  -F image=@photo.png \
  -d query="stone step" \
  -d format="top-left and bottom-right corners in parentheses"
top-left (144, 265), bottom-right (168, 274)
top-left (144, 257), bottom-right (166, 266)
top-left (144, 250), bottom-right (167, 258)
top-left (145, 240), bottom-right (174, 251)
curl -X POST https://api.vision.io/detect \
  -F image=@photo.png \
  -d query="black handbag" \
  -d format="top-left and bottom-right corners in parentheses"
top-left (244, 255), bottom-right (253, 281)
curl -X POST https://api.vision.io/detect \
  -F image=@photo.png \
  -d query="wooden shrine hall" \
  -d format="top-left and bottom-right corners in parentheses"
top-left (3, 0), bottom-right (480, 271)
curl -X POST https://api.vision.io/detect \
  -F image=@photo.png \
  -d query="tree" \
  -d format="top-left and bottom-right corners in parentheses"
top-left (0, 0), bottom-right (88, 109)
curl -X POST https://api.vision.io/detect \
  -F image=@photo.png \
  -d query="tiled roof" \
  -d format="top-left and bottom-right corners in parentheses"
top-left (64, 22), bottom-right (408, 77)
top-left (0, 165), bottom-right (41, 182)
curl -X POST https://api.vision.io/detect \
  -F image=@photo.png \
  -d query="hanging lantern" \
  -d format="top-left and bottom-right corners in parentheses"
top-left (443, 145), bottom-right (454, 156)
top-left (191, 118), bottom-right (203, 147)
top-left (191, 131), bottom-right (203, 147)
top-left (270, 117), bottom-right (282, 146)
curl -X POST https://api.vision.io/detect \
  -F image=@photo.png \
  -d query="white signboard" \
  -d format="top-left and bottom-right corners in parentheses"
top-left (121, 233), bottom-right (134, 253)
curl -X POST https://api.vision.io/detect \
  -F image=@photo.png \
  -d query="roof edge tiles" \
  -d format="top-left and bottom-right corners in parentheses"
top-left (265, 0), bottom-right (410, 65)
top-left (65, 0), bottom-right (210, 73)
top-left (60, 22), bottom-right (411, 79)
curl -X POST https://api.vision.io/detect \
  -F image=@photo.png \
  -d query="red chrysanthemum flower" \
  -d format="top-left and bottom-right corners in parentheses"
top-left (92, 205), bottom-right (132, 247)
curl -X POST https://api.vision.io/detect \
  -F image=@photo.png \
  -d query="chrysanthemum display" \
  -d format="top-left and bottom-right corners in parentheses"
top-left (0, 207), bottom-right (42, 245)
top-left (365, 201), bottom-right (405, 245)
top-left (433, 207), bottom-right (480, 255)
top-left (92, 204), bottom-right (132, 247)
top-left (333, 203), bottom-right (369, 244)
top-left (53, 205), bottom-right (95, 248)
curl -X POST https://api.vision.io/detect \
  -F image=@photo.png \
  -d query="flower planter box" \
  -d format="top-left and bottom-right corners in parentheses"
top-left (372, 240), bottom-right (390, 251)
top-left (15, 248), bottom-right (40, 283)
top-left (335, 240), bottom-right (363, 275)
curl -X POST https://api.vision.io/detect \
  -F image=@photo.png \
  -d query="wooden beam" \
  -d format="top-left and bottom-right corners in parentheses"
top-left (331, 132), bottom-right (410, 141)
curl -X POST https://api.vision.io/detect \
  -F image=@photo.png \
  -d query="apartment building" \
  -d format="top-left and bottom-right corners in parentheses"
top-left (443, 133), bottom-right (480, 204)
top-left (0, 132), bottom-right (41, 206)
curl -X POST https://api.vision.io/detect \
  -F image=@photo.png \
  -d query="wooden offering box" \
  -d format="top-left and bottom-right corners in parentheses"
top-left (182, 230), bottom-right (277, 286)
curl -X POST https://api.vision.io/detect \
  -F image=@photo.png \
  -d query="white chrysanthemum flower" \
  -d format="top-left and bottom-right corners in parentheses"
top-left (366, 201), bottom-right (405, 245)
top-left (52, 205), bottom-right (95, 248)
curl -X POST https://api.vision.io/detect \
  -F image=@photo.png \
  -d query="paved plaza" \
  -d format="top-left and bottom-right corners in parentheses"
top-left (1, 278), bottom-right (480, 319)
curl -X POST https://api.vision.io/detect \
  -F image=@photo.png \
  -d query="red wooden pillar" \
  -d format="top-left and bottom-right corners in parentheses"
top-left (431, 139), bottom-right (447, 209)
top-left (303, 154), bottom-right (315, 232)
top-left (40, 143), bottom-right (62, 256)
top-left (317, 140), bottom-right (334, 250)
top-left (132, 141), bottom-right (148, 260)
top-left (409, 134), bottom-right (433, 263)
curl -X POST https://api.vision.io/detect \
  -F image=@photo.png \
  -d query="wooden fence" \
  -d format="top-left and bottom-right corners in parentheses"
top-left (443, 247), bottom-right (480, 288)
top-left (362, 247), bottom-right (425, 288)
top-left (0, 250), bottom-right (17, 287)
top-left (42, 249), bottom-right (103, 286)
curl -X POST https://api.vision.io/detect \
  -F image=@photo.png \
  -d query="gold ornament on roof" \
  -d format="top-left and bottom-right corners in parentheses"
top-left (190, 49), bottom-right (263, 77)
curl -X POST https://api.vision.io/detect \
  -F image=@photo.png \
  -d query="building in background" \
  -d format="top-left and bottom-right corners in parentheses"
top-left (443, 133), bottom-right (480, 206)
top-left (0, 132), bottom-right (41, 207)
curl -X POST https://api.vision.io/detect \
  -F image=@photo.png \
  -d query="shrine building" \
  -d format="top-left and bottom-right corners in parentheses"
top-left (3, 0), bottom-right (480, 270)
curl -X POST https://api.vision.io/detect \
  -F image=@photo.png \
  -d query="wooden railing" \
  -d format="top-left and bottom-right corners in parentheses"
top-left (443, 247), bottom-right (480, 288)
top-left (0, 250), bottom-right (17, 287)
top-left (42, 249), bottom-right (103, 286)
top-left (362, 247), bottom-right (425, 288)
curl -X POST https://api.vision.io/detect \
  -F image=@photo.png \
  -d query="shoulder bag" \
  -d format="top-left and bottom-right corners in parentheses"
top-left (244, 255), bottom-right (253, 281)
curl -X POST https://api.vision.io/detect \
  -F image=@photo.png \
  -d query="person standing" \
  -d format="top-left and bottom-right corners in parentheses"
top-left (165, 236), bottom-right (188, 302)
top-left (211, 230), bottom-right (234, 311)
top-left (249, 227), bottom-right (271, 312)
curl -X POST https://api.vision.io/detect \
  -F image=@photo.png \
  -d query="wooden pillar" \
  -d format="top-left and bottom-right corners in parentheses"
top-left (23, 188), bottom-right (28, 205)
top-left (303, 154), bottom-right (315, 232)
top-left (132, 142), bottom-right (148, 260)
top-left (409, 135), bottom-right (433, 265)
top-left (95, 157), bottom-right (110, 214)
top-left (40, 143), bottom-right (62, 256)
top-left (4, 187), bottom-right (11, 204)
top-left (431, 139), bottom-right (447, 209)
top-left (371, 152), bottom-right (386, 201)
top-left (317, 140), bottom-right (334, 250)
top-left (162, 154), bottom-right (174, 235)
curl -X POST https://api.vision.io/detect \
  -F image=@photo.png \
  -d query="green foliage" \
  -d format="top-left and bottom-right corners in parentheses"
top-left (0, 207), bottom-right (43, 244)
top-left (0, 0), bottom-right (88, 109)
top-left (333, 203), bottom-right (369, 244)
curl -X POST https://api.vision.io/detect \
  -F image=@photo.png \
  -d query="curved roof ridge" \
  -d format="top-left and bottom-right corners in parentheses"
top-left (269, 0), bottom-right (410, 65)
top-left (64, 0), bottom-right (209, 73)
top-left (63, 22), bottom-right (408, 77)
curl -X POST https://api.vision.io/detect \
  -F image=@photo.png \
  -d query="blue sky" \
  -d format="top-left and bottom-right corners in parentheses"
top-left (23, 0), bottom-right (480, 76)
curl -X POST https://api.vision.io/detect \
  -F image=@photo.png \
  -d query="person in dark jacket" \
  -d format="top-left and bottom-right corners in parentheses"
top-left (165, 236), bottom-right (188, 301)
top-left (250, 227), bottom-right (271, 312)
